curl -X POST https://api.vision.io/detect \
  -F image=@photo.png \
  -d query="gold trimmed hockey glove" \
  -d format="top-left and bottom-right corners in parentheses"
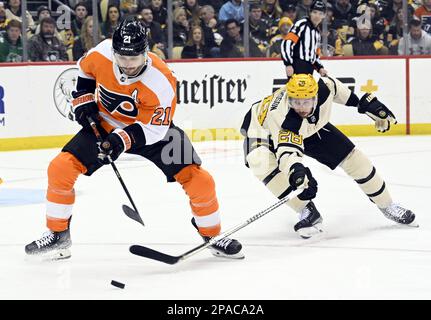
top-left (358, 93), bottom-right (397, 133)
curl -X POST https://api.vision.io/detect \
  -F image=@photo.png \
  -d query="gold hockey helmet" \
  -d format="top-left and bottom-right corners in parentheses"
top-left (286, 74), bottom-right (318, 99)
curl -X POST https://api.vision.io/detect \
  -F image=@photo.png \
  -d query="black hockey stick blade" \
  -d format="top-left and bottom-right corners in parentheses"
top-left (130, 245), bottom-right (180, 265)
top-left (123, 205), bottom-right (145, 226)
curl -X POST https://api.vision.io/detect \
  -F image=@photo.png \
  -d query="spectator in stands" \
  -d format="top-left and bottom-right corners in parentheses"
top-left (184, 8), bottom-right (218, 57)
top-left (200, 5), bottom-right (219, 30)
top-left (197, 4), bottom-right (222, 55)
top-left (249, 3), bottom-right (271, 53)
top-left (59, 28), bottom-right (75, 61)
top-left (36, 5), bottom-right (51, 24)
top-left (219, 0), bottom-right (244, 24)
top-left (101, 5), bottom-right (121, 38)
top-left (386, 7), bottom-right (406, 54)
top-left (139, 6), bottom-right (166, 59)
top-left (220, 18), bottom-right (264, 57)
top-left (368, 3), bottom-right (387, 41)
top-left (325, 2), bottom-right (335, 31)
top-left (322, 3), bottom-right (338, 56)
top-left (334, 24), bottom-right (354, 56)
top-left (262, 0), bottom-right (283, 37)
top-left (282, 4), bottom-right (298, 23)
top-left (183, 0), bottom-right (201, 24)
top-left (173, 7), bottom-right (189, 47)
top-left (381, 0), bottom-right (414, 23)
top-left (199, 5), bottom-right (222, 41)
top-left (37, 5), bottom-right (51, 21)
top-left (199, 5), bottom-right (219, 28)
top-left (0, 19), bottom-right (22, 62)
top-left (71, 2), bottom-right (88, 37)
top-left (199, 0), bottom-right (224, 13)
top-left (150, 0), bottom-right (167, 28)
top-left (296, 0), bottom-right (313, 20)
top-left (120, 0), bottom-right (137, 14)
top-left (181, 24), bottom-right (211, 58)
top-left (65, 0), bottom-right (84, 9)
top-left (5, 0), bottom-right (34, 32)
top-left (346, 18), bottom-right (388, 56)
top-left (0, 3), bottom-right (10, 34)
top-left (414, 0), bottom-right (431, 34)
top-left (332, 0), bottom-right (356, 27)
top-left (398, 19), bottom-right (431, 55)
top-left (28, 17), bottom-right (68, 62)
top-left (120, 0), bottom-right (145, 17)
top-left (269, 16), bottom-right (293, 57)
top-left (33, 5), bottom-right (62, 41)
top-left (73, 16), bottom-right (102, 60)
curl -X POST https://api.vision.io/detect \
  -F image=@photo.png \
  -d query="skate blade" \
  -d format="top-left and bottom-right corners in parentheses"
top-left (403, 221), bottom-right (419, 228)
top-left (26, 248), bottom-right (71, 262)
top-left (297, 223), bottom-right (324, 239)
top-left (209, 248), bottom-right (245, 260)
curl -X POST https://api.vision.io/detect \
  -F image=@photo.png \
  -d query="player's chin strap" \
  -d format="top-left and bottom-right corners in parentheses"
top-left (86, 116), bottom-right (145, 226)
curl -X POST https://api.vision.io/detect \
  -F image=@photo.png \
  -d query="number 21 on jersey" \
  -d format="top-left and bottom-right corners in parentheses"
top-left (151, 107), bottom-right (172, 126)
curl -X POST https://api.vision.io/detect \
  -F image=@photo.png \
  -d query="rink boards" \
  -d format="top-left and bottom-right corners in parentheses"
top-left (0, 56), bottom-right (430, 151)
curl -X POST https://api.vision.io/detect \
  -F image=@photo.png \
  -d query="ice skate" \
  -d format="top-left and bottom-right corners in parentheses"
top-left (25, 229), bottom-right (72, 260)
top-left (294, 201), bottom-right (323, 239)
top-left (191, 218), bottom-right (244, 259)
top-left (380, 203), bottom-right (418, 227)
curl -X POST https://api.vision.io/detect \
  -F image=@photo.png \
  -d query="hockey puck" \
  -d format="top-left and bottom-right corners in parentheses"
top-left (111, 280), bottom-right (125, 289)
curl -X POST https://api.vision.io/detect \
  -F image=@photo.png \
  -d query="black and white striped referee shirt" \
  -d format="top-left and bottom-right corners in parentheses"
top-left (281, 18), bottom-right (324, 71)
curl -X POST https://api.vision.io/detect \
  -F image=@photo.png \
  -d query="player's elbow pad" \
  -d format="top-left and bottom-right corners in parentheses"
top-left (124, 123), bottom-right (147, 149)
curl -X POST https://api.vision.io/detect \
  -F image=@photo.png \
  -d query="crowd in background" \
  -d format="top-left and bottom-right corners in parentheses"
top-left (0, 0), bottom-right (430, 62)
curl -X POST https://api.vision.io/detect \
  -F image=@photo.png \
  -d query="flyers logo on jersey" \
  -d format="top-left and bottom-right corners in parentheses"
top-left (98, 84), bottom-right (138, 118)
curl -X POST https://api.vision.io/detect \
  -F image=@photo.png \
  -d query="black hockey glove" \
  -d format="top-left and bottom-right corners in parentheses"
top-left (98, 129), bottom-right (132, 164)
top-left (72, 90), bottom-right (100, 130)
top-left (288, 163), bottom-right (318, 201)
top-left (289, 163), bottom-right (307, 189)
top-left (297, 168), bottom-right (317, 201)
top-left (358, 93), bottom-right (397, 133)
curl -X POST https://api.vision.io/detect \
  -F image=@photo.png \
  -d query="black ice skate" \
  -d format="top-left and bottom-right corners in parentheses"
top-left (191, 218), bottom-right (244, 259)
top-left (380, 203), bottom-right (418, 227)
top-left (294, 201), bottom-right (323, 239)
top-left (25, 229), bottom-right (72, 260)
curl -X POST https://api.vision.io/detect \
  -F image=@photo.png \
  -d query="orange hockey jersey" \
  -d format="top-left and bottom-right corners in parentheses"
top-left (77, 39), bottom-right (177, 145)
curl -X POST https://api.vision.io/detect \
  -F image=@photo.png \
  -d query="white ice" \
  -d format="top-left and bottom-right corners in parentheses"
top-left (0, 136), bottom-right (430, 299)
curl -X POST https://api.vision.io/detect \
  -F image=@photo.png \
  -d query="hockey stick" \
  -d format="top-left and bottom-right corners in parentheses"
top-left (87, 117), bottom-right (145, 226)
top-left (130, 188), bottom-right (293, 265)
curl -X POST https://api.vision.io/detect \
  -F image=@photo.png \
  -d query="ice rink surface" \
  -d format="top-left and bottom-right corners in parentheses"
top-left (0, 135), bottom-right (430, 300)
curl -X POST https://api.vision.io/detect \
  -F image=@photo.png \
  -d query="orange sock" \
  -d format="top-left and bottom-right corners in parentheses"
top-left (46, 152), bottom-right (87, 231)
top-left (175, 164), bottom-right (221, 237)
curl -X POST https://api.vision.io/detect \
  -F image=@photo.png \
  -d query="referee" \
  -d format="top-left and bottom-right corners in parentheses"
top-left (281, 0), bottom-right (328, 78)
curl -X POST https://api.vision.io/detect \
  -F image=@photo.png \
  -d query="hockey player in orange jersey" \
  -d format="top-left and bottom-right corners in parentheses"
top-left (25, 16), bottom-right (243, 260)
